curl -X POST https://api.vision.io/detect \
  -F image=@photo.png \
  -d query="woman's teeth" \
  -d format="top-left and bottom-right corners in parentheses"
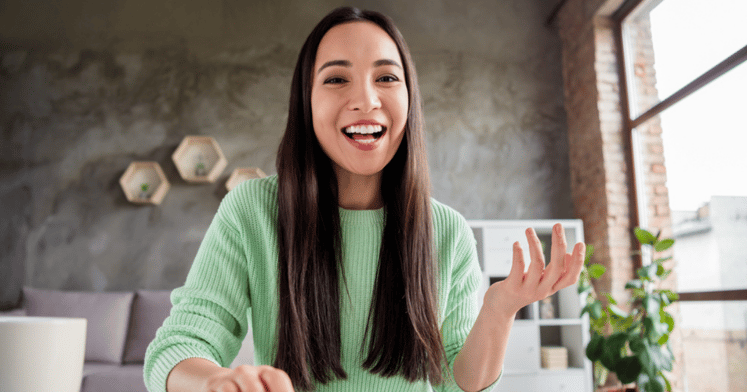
top-left (345, 125), bottom-right (383, 134)
top-left (343, 125), bottom-right (386, 143)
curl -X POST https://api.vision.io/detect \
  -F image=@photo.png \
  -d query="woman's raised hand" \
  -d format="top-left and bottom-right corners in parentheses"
top-left (483, 223), bottom-right (586, 320)
top-left (202, 365), bottom-right (294, 392)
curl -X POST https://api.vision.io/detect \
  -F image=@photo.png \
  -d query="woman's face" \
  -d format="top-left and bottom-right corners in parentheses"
top-left (311, 21), bottom-right (408, 180)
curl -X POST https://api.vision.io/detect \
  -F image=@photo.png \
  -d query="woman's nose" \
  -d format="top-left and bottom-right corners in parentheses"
top-left (347, 81), bottom-right (381, 112)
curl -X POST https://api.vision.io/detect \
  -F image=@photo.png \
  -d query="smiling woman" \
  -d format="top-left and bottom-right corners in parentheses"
top-left (142, 6), bottom-right (585, 392)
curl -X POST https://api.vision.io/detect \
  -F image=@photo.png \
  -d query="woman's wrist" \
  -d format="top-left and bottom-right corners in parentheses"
top-left (167, 357), bottom-right (225, 392)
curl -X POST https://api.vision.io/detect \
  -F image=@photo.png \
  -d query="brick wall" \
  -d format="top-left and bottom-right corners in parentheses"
top-left (556, 0), bottom-right (634, 307)
top-left (555, 0), bottom-right (684, 390)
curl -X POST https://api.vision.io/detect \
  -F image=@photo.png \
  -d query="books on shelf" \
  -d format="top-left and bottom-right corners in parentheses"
top-left (540, 346), bottom-right (568, 369)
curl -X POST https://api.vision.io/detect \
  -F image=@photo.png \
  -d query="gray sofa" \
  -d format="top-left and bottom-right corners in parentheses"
top-left (2, 287), bottom-right (254, 392)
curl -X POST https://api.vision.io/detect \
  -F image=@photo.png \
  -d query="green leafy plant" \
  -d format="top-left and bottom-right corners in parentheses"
top-left (578, 228), bottom-right (678, 392)
top-left (140, 183), bottom-right (150, 193)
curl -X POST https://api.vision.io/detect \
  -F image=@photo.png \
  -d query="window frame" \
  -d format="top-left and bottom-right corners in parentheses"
top-left (612, 0), bottom-right (747, 302)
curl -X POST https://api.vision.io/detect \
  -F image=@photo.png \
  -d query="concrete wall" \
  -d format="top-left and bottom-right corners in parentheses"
top-left (0, 0), bottom-right (572, 305)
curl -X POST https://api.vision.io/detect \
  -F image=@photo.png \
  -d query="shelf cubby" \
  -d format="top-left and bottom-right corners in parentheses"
top-left (469, 219), bottom-right (592, 392)
top-left (540, 324), bottom-right (587, 370)
top-left (172, 136), bottom-right (227, 183)
top-left (119, 161), bottom-right (170, 205)
top-left (225, 167), bottom-right (267, 192)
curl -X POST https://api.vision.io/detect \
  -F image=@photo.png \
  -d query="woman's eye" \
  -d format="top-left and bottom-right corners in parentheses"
top-left (324, 77), bottom-right (347, 84)
top-left (377, 75), bottom-right (399, 83)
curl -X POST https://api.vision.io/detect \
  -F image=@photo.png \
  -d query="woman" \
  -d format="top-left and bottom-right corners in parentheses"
top-left (144, 6), bottom-right (585, 392)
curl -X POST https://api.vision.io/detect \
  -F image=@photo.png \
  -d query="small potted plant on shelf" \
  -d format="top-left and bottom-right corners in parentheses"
top-left (578, 228), bottom-right (678, 392)
top-left (139, 183), bottom-right (150, 200)
top-left (195, 154), bottom-right (207, 177)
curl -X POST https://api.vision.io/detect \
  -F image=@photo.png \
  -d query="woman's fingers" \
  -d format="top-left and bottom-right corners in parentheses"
top-left (258, 366), bottom-right (294, 391)
top-left (496, 227), bottom-right (586, 313)
top-left (540, 224), bottom-right (568, 291)
top-left (507, 241), bottom-right (526, 284)
top-left (233, 365), bottom-right (266, 391)
top-left (524, 228), bottom-right (545, 286)
top-left (552, 242), bottom-right (586, 291)
top-left (205, 365), bottom-right (294, 392)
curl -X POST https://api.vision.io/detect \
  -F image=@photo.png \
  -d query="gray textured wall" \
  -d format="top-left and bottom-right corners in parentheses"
top-left (0, 0), bottom-right (571, 305)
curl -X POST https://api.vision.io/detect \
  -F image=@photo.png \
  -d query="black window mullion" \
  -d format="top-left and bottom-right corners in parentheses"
top-left (631, 44), bottom-right (747, 128)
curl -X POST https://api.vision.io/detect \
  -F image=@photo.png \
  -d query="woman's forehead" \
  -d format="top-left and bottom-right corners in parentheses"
top-left (314, 21), bottom-right (402, 70)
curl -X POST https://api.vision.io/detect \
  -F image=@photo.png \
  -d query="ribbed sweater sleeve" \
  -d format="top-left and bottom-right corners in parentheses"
top-left (143, 184), bottom-right (257, 392)
top-left (431, 201), bottom-right (501, 392)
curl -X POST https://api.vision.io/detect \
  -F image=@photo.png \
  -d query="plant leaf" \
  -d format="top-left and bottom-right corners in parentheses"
top-left (643, 376), bottom-right (666, 392)
top-left (590, 301), bottom-right (603, 319)
top-left (600, 332), bottom-right (628, 370)
top-left (644, 295), bottom-right (661, 317)
top-left (615, 356), bottom-right (643, 384)
top-left (603, 293), bottom-right (618, 305)
top-left (638, 264), bottom-right (658, 280)
top-left (635, 227), bottom-right (657, 246)
top-left (654, 238), bottom-right (675, 252)
top-left (661, 290), bottom-right (679, 302)
top-left (660, 311), bottom-right (675, 332)
top-left (628, 333), bottom-right (645, 355)
top-left (586, 333), bottom-right (604, 361)
top-left (585, 244), bottom-right (595, 265)
top-left (589, 264), bottom-right (606, 279)
top-left (609, 304), bottom-right (629, 318)
top-left (626, 279), bottom-right (643, 289)
top-left (646, 342), bottom-right (672, 374)
top-left (653, 256), bottom-right (673, 264)
top-left (593, 360), bottom-right (609, 387)
top-left (643, 317), bottom-right (659, 342)
top-left (656, 263), bottom-right (666, 277)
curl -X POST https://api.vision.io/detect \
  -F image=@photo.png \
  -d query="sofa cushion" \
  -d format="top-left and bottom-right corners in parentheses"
top-left (80, 364), bottom-right (147, 392)
top-left (123, 290), bottom-right (172, 364)
top-left (22, 287), bottom-right (134, 364)
top-left (0, 307), bottom-right (26, 316)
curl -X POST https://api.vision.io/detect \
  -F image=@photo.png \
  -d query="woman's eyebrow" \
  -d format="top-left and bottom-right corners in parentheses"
top-left (373, 59), bottom-right (402, 69)
top-left (317, 60), bottom-right (351, 74)
top-left (317, 58), bottom-right (403, 74)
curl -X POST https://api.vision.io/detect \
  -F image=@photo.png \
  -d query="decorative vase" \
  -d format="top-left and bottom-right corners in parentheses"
top-left (540, 297), bottom-right (555, 319)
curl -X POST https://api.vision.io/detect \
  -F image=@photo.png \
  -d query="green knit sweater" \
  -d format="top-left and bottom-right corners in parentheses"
top-left (144, 175), bottom-right (500, 392)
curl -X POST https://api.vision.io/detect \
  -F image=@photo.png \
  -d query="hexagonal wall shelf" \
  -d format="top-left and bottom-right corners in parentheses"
top-left (119, 161), bottom-right (170, 205)
top-left (225, 167), bottom-right (267, 191)
top-left (172, 136), bottom-right (227, 183)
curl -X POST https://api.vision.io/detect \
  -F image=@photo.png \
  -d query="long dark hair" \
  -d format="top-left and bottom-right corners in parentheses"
top-left (274, 6), bottom-right (442, 390)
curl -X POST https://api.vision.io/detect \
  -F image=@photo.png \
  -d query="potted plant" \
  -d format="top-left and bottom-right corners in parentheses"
top-left (195, 154), bottom-right (207, 177)
top-left (139, 183), bottom-right (150, 199)
top-left (578, 228), bottom-right (679, 392)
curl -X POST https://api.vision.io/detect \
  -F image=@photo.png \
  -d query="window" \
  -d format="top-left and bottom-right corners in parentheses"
top-left (616, 0), bottom-right (747, 391)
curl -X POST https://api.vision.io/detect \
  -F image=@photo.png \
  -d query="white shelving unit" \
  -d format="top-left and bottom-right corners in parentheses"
top-left (468, 219), bottom-right (592, 392)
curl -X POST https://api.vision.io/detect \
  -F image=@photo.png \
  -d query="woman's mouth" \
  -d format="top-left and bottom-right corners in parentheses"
top-left (342, 124), bottom-right (387, 144)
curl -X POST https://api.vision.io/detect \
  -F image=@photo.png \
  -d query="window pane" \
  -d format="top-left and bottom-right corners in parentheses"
top-left (632, 56), bottom-right (747, 392)
top-left (662, 60), bottom-right (747, 214)
top-left (623, 0), bottom-right (747, 118)
top-left (633, 60), bottom-right (747, 292)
